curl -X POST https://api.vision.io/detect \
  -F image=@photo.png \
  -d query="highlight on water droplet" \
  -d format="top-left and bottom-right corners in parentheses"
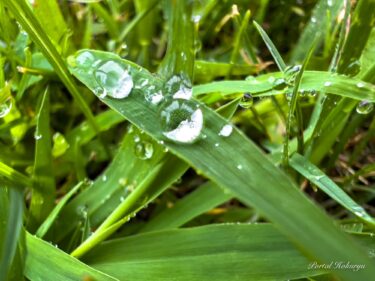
top-left (134, 141), bottom-right (154, 160)
top-left (324, 81), bottom-right (332, 87)
top-left (237, 164), bottom-right (243, 170)
top-left (356, 100), bottom-right (373, 114)
top-left (345, 60), bottom-right (361, 77)
top-left (218, 124), bottom-right (233, 137)
top-left (239, 93), bottom-right (253, 109)
top-left (145, 90), bottom-right (164, 105)
top-left (356, 82), bottom-right (365, 88)
top-left (34, 131), bottom-right (42, 140)
top-left (94, 60), bottom-right (134, 99)
top-left (0, 98), bottom-right (12, 118)
top-left (159, 98), bottom-right (204, 144)
top-left (284, 65), bottom-right (301, 85)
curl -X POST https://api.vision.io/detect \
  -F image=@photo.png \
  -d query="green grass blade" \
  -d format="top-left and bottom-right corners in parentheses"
top-left (35, 182), bottom-right (84, 238)
top-left (290, 153), bottom-right (375, 227)
top-left (24, 232), bottom-right (118, 281)
top-left (3, 0), bottom-right (101, 138)
top-left (29, 88), bottom-right (55, 228)
top-left (0, 162), bottom-right (32, 188)
top-left (69, 49), bottom-right (375, 280)
top-left (253, 21), bottom-right (286, 71)
top-left (139, 182), bottom-right (232, 233)
top-left (85, 224), bottom-right (326, 281)
top-left (0, 187), bottom-right (24, 281)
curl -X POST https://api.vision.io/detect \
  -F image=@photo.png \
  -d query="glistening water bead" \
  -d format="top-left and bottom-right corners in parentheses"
top-left (356, 100), bottom-right (374, 114)
top-left (0, 99), bottom-right (12, 118)
top-left (284, 65), bottom-right (301, 85)
top-left (239, 93), bottom-right (253, 109)
top-left (159, 98), bottom-right (204, 144)
top-left (94, 60), bottom-right (134, 99)
top-left (134, 141), bottom-right (154, 160)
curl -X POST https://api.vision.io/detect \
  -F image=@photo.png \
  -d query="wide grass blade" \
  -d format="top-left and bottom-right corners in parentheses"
top-left (24, 232), bottom-right (118, 281)
top-left (69, 49), bottom-right (375, 280)
top-left (85, 224), bottom-right (327, 281)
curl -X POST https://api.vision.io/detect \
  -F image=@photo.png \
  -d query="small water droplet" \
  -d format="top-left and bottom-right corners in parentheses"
top-left (311, 17), bottom-right (317, 23)
top-left (145, 90), bottom-right (164, 105)
top-left (219, 124), bottom-right (233, 137)
top-left (237, 164), bottom-right (243, 170)
top-left (102, 175), bottom-right (107, 182)
top-left (0, 98), bottom-right (12, 118)
top-left (239, 93), bottom-right (253, 109)
top-left (134, 141), bottom-right (154, 160)
top-left (94, 60), bottom-right (133, 99)
top-left (159, 99), bottom-right (204, 144)
top-left (165, 75), bottom-right (192, 100)
top-left (345, 60), bottom-right (361, 77)
top-left (34, 131), bottom-right (42, 140)
top-left (215, 143), bottom-right (220, 147)
top-left (356, 100), bottom-right (373, 114)
top-left (356, 82), bottom-right (365, 88)
top-left (324, 81), bottom-right (332, 87)
top-left (267, 76), bottom-right (276, 84)
top-left (272, 78), bottom-right (287, 90)
top-left (284, 65), bottom-right (301, 85)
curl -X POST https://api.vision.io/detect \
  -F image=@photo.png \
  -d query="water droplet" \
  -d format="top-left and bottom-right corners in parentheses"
top-left (239, 93), bottom-right (253, 109)
top-left (284, 65), bottom-right (301, 85)
top-left (0, 98), bottom-right (12, 118)
top-left (272, 78), bottom-right (287, 90)
top-left (134, 141), bottom-right (154, 160)
top-left (324, 81), bottom-right (332, 87)
top-left (237, 164), bottom-right (243, 170)
top-left (215, 143), bottom-right (220, 147)
top-left (356, 82), bottom-right (365, 88)
top-left (327, 0), bottom-right (333, 7)
top-left (165, 75), bottom-right (192, 100)
top-left (94, 60), bottom-right (133, 99)
top-left (159, 99), bottom-right (204, 144)
top-left (133, 135), bottom-right (140, 143)
top-left (102, 175), bottom-right (107, 182)
top-left (311, 17), bottom-right (317, 23)
top-left (219, 124), bottom-right (233, 137)
top-left (345, 60), bottom-right (361, 77)
top-left (118, 178), bottom-right (127, 186)
top-left (34, 131), bottom-right (42, 140)
top-left (267, 76), bottom-right (276, 84)
top-left (356, 100), bottom-right (373, 114)
top-left (145, 90), bottom-right (164, 105)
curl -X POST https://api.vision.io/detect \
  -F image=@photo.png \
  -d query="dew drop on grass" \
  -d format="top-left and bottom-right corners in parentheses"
top-left (134, 141), bottom-right (154, 160)
top-left (165, 75), bottom-right (192, 100)
top-left (284, 65), bottom-right (301, 85)
top-left (345, 60), bottom-right (361, 77)
top-left (0, 98), bottom-right (12, 118)
top-left (94, 60), bottom-right (133, 99)
top-left (237, 164), bottom-right (243, 170)
top-left (324, 81), bottom-right (332, 87)
top-left (159, 99), bottom-right (203, 144)
top-left (356, 100), bottom-right (373, 114)
top-left (272, 78), bottom-right (287, 90)
top-left (219, 124), bottom-right (233, 137)
top-left (356, 82), bottom-right (365, 88)
top-left (239, 93), bottom-right (253, 109)
top-left (34, 131), bottom-right (42, 140)
top-left (145, 90), bottom-right (164, 105)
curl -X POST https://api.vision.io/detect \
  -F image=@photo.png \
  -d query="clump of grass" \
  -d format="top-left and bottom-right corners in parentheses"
top-left (1, 0), bottom-right (375, 280)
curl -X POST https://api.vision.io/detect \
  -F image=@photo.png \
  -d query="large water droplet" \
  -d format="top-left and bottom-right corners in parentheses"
top-left (94, 60), bottom-right (133, 99)
top-left (219, 124), bottom-right (233, 137)
top-left (159, 99), bottom-right (204, 144)
top-left (356, 100), bottom-right (373, 114)
top-left (134, 141), bottom-right (154, 159)
top-left (239, 93), bottom-right (253, 109)
top-left (0, 98), bottom-right (12, 118)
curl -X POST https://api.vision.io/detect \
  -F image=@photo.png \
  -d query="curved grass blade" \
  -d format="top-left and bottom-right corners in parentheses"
top-left (24, 232), bottom-right (118, 281)
top-left (69, 49), bottom-right (375, 280)
top-left (0, 162), bottom-right (32, 188)
top-left (139, 182), bottom-right (232, 233)
top-left (290, 153), bottom-right (375, 227)
top-left (84, 224), bottom-right (326, 281)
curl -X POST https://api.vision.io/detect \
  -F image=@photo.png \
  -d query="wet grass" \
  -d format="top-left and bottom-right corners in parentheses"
top-left (1, 0), bottom-right (375, 280)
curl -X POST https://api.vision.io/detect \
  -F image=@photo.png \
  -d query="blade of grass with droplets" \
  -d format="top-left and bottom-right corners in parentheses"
top-left (35, 182), bottom-right (84, 238)
top-left (29, 89), bottom-right (55, 229)
top-left (84, 224), bottom-right (326, 281)
top-left (139, 182), bottom-right (232, 233)
top-left (290, 153), bottom-right (375, 227)
top-left (193, 71), bottom-right (375, 102)
top-left (24, 232), bottom-right (118, 281)
top-left (0, 187), bottom-right (24, 281)
top-left (3, 0), bottom-right (101, 138)
top-left (253, 21), bottom-right (286, 71)
top-left (69, 49), bottom-right (375, 280)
